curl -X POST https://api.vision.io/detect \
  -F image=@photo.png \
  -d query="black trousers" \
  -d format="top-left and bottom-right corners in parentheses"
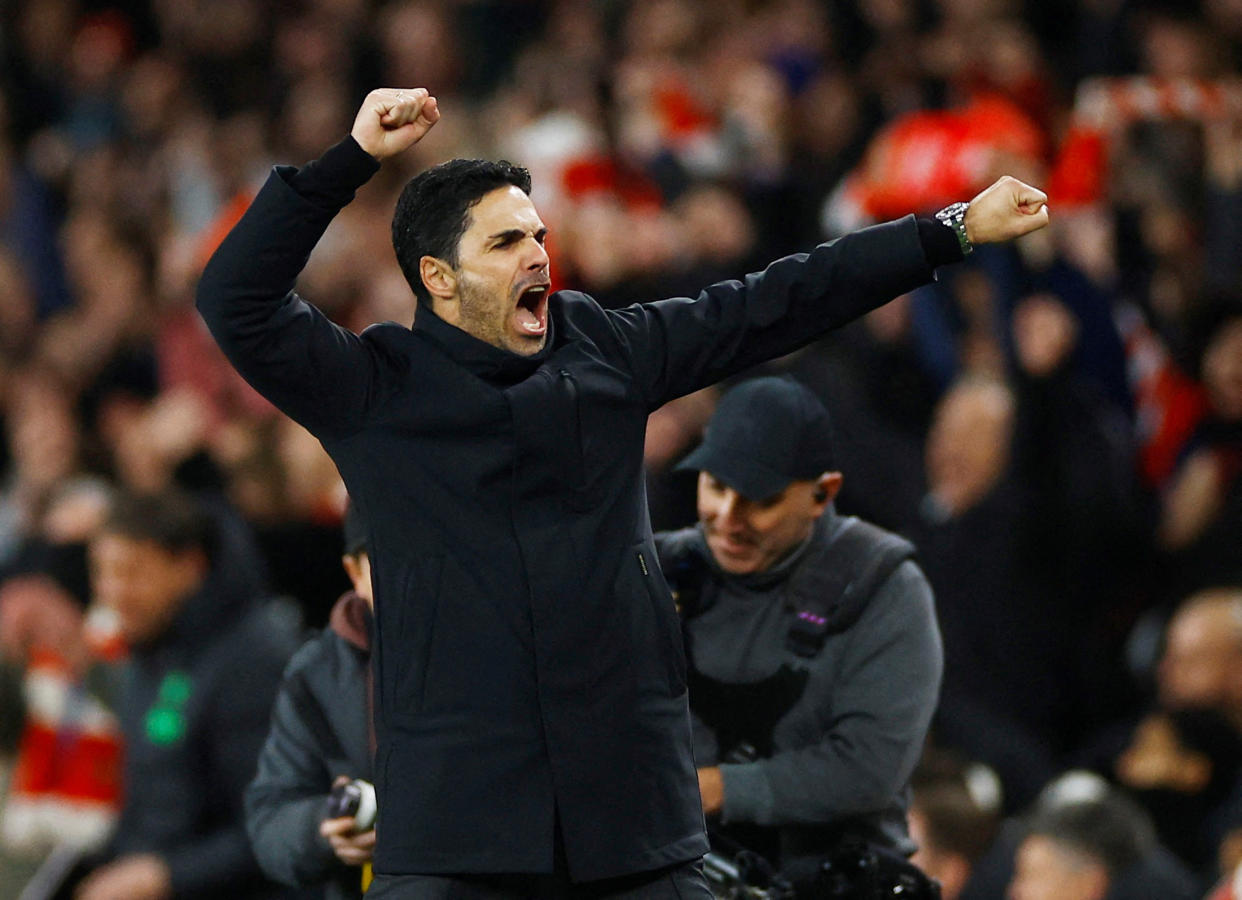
top-left (365, 860), bottom-right (712, 899)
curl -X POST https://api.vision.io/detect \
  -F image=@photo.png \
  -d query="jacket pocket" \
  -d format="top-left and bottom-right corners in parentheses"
top-left (559, 368), bottom-right (594, 512)
top-left (393, 555), bottom-right (445, 717)
top-left (636, 542), bottom-right (688, 696)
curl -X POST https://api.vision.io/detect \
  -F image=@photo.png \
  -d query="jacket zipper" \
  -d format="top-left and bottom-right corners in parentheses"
top-left (559, 369), bottom-right (588, 500)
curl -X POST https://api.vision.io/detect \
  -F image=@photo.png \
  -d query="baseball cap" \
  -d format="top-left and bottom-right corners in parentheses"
top-left (676, 376), bottom-right (837, 500)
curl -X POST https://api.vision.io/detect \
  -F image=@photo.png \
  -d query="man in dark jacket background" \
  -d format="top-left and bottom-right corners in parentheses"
top-left (246, 503), bottom-right (376, 899)
top-left (196, 86), bottom-right (1049, 897)
top-left (74, 489), bottom-right (297, 900)
top-left (656, 376), bottom-right (942, 896)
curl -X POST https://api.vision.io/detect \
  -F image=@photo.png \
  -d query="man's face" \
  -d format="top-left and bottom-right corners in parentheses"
top-left (1203, 317), bottom-right (1242, 420)
top-left (1158, 602), bottom-right (1242, 710)
top-left (90, 533), bottom-right (205, 647)
top-left (1008, 836), bottom-right (1108, 900)
top-left (696, 472), bottom-right (832, 576)
top-left (439, 185), bottom-right (551, 356)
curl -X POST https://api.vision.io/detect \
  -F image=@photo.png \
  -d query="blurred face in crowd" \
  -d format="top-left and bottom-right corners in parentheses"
top-left (696, 471), bottom-right (840, 575)
top-left (426, 186), bottom-right (551, 356)
top-left (925, 380), bottom-right (1014, 516)
top-left (1008, 835), bottom-right (1109, 900)
top-left (8, 371), bottom-right (81, 491)
top-left (1203, 316), bottom-right (1242, 421)
top-left (1158, 593), bottom-right (1242, 714)
top-left (91, 532), bottom-right (207, 647)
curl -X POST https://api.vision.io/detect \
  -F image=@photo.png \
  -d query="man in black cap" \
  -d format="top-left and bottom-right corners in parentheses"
top-left (656, 376), bottom-right (943, 895)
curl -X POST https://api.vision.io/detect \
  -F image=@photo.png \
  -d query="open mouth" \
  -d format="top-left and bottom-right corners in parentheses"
top-left (514, 284), bottom-right (549, 337)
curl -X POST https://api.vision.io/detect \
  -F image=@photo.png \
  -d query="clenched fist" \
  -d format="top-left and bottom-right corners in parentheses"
top-left (963, 175), bottom-right (1050, 245)
top-left (351, 88), bottom-right (440, 161)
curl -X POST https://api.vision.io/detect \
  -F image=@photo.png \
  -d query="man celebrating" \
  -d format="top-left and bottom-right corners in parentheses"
top-left (196, 87), bottom-right (1048, 897)
top-left (656, 376), bottom-right (942, 897)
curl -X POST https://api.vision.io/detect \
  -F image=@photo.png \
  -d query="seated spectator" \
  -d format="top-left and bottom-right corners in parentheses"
top-left (67, 489), bottom-right (297, 900)
top-left (1008, 773), bottom-right (1198, 900)
top-left (1157, 588), bottom-right (1242, 731)
top-left (910, 304), bottom-right (1140, 811)
top-left (1158, 307), bottom-right (1242, 596)
top-left (245, 503), bottom-right (375, 899)
top-left (906, 376), bottom-right (1062, 809)
top-left (1115, 707), bottom-right (1242, 877)
top-left (1076, 587), bottom-right (1242, 886)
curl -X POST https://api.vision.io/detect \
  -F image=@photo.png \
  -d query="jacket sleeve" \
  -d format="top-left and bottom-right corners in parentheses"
top-left (162, 619), bottom-right (295, 896)
top-left (605, 217), bottom-right (940, 410)
top-left (244, 646), bottom-right (346, 887)
top-left (718, 560), bottom-right (943, 827)
top-left (195, 136), bottom-right (393, 439)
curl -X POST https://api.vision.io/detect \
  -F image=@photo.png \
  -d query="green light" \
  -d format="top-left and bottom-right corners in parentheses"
top-left (145, 707), bottom-right (186, 745)
top-left (158, 671), bottom-right (192, 706)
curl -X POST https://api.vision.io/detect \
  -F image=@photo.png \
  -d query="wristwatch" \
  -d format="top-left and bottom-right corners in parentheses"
top-left (935, 201), bottom-right (973, 257)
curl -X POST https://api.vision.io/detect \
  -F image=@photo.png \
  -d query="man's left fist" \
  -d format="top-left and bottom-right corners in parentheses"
top-left (964, 175), bottom-right (1050, 245)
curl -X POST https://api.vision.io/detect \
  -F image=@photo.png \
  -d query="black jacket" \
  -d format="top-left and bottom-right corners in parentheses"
top-left (246, 592), bottom-right (373, 899)
top-left (196, 135), bottom-right (948, 881)
top-left (109, 577), bottom-right (298, 898)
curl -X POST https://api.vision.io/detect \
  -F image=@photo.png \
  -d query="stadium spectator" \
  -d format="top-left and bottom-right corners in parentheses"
top-left (245, 503), bottom-right (376, 899)
top-left (71, 489), bottom-right (297, 900)
top-left (1008, 773), bottom-right (1198, 900)
top-left (908, 754), bottom-right (1005, 900)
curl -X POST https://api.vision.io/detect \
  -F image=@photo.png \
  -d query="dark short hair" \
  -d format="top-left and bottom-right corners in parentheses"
top-left (1026, 787), bottom-right (1154, 876)
top-left (101, 489), bottom-right (217, 563)
top-left (912, 751), bottom-right (1001, 863)
top-left (913, 786), bottom-right (999, 863)
top-left (391, 158), bottom-right (532, 307)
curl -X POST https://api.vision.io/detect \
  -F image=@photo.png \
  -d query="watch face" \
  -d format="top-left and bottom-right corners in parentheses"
top-left (936, 202), bottom-right (973, 254)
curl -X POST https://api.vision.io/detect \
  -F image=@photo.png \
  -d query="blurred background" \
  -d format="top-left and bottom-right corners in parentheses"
top-left (1, 0), bottom-right (1242, 896)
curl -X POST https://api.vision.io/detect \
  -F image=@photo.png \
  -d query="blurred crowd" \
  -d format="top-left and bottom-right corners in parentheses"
top-left (1, 0), bottom-right (1242, 897)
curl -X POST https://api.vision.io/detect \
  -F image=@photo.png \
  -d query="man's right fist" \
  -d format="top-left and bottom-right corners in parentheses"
top-left (351, 88), bottom-right (440, 161)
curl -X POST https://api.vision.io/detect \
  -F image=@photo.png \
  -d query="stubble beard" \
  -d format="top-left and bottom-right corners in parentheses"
top-left (457, 274), bottom-right (546, 356)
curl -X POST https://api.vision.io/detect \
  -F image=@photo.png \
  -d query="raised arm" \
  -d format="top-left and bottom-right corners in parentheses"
top-left (610, 177), bottom-right (1049, 409)
top-left (195, 89), bottom-right (439, 438)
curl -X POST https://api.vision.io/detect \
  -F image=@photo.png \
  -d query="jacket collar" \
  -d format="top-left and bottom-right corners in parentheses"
top-left (139, 571), bottom-right (249, 657)
top-left (413, 301), bottom-right (556, 385)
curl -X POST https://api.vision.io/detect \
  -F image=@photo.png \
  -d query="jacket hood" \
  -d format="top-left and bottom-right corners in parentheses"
top-left (329, 590), bottom-right (372, 653)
